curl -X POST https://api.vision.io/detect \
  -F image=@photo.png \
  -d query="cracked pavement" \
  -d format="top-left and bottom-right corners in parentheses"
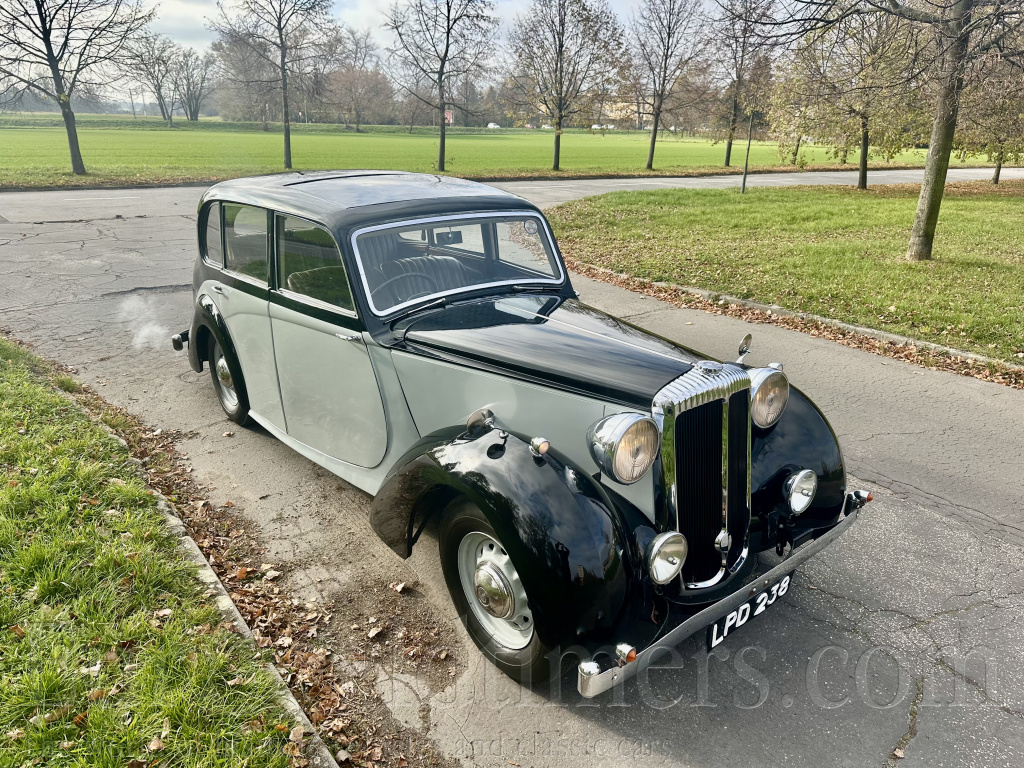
top-left (1, 173), bottom-right (1022, 767)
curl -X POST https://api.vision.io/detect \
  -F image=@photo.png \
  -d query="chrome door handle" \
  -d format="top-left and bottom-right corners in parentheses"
top-left (211, 285), bottom-right (225, 294)
top-left (335, 333), bottom-right (362, 343)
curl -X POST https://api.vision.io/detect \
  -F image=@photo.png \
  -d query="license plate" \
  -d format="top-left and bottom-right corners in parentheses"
top-left (707, 573), bottom-right (792, 650)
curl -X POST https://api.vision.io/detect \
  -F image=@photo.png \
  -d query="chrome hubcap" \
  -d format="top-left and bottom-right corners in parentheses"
top-left (473, 561), bottom-right (514, 619)
top-left (213, 349), bottom-right (238, 409)
top-left (457, 531), bottom-right (533, 649)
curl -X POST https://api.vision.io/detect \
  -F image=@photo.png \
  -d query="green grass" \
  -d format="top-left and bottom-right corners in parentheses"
top-left (0, 339), bottom-right (293, 767)
top-left (548, 181), bottom-right (1024, 364)
top-left (0, 112), bottom-right (951, 189)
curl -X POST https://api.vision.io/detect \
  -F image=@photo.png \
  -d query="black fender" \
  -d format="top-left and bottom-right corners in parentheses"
top-left (187, 293), bottom-right (242, 389)
top-left (749, 385), bottom-right (846, 550)
top-left (370, 428), bottom-right (647, 648)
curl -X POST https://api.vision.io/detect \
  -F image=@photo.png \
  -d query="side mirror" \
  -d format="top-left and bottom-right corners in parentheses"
top-left (737, 333), bottom-right (752, 363)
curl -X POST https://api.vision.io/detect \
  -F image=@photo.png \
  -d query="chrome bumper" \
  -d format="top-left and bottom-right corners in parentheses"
top-left (577, 506), bottom-right (860, 698)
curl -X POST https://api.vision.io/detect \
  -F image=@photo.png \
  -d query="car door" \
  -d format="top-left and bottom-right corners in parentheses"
top-left (268, 213), bottom-right (388, 468)
top-left (206, 201), bottom-right (286, 430)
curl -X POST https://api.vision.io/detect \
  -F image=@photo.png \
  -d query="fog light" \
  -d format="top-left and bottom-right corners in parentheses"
top-left (529, 436), bottom-right (550, 457)
top-left (785, 469), bottom-right (818, 514)
top-left (615, 643), bottom-right (637, 664)
top-left (647, 531), bottom-right (687, 585)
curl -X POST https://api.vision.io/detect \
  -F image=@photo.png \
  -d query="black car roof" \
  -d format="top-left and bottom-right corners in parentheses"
top-left (200, 171), bottom-right (537, 233)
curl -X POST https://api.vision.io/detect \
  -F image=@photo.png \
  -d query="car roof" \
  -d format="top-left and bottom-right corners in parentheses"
top-left (200, 171), bottom-right (536, 233)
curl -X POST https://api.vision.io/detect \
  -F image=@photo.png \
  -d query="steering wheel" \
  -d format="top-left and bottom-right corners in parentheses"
top-left (371, 271), bottom-right (440, 302)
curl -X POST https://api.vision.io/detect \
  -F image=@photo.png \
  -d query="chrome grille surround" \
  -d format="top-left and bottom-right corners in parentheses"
top-left (652, 362), bottom-right (752, 590)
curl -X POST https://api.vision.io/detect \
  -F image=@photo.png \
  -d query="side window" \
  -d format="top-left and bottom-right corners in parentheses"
top-left (223, 203), bottom-right (269, 283)
top-left (203, 203), bottom-right (222, 266)
top-left (277, 215), bottom-right (354, 312)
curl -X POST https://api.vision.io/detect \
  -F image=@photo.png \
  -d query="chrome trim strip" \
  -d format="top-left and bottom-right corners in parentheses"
top-left (577, 506), bottom-right (859, 698)
top-left (652, 363), bottom-right (751, 590)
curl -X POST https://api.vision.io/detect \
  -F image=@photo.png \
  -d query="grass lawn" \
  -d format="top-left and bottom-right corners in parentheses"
top-left (0, 338), bottom-right (295, 767)
top-left (0, 113), bottom-right (946, 188)
top-left (548, 181), bottom-right (1024, 364)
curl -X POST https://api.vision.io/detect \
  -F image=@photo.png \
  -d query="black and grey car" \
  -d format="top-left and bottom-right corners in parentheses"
top-left (172, 171), bottom-right (869, 697)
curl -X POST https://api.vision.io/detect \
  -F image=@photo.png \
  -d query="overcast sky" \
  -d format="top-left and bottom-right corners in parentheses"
top-left (152, 0), bottom-right (642, 49)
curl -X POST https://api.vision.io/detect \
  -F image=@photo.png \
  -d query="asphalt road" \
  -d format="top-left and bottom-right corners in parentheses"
top-left (1, 171), bottom-right (1022, 767)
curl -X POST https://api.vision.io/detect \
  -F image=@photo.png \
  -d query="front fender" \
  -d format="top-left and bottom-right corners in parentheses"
top-left (749, 386), bottom-right (846, 550)
top-left (371, 429), bottom-right (643, 647)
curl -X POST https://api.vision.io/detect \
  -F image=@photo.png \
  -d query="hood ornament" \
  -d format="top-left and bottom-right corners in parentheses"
top-left (737, 333), bottom-right (752, 363)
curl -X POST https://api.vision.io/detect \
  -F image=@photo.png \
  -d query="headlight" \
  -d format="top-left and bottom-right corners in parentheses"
top-left (749, 367), bottom-right (790, 428)
top-left (647, 531), bottom-right (687, 584)
top-left (587, 412), bottom-right (660, 484)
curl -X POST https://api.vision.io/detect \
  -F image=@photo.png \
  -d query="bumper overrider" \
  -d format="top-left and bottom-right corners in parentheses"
top-left (577, 493), bottom-right (864, 698)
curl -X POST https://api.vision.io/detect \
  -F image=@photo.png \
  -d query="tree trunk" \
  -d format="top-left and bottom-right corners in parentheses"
top-left (791, 136), bottom-right (802, 165)
top-left (279, 39), bottom-right (292, 169)
top-left (858, 117), bottom-right (869, 190)
top-left (906, 5), bottom-right (971, 261)
top-left (59, 100), bottom-right (87, 175)
top-left (553, 116), bottom-right (562, 171)
top-left (437, 96), bottom-right (446, 172)
top-left (724, 84), bottom-right (740, 167)
top-left (646, 108), bottom-right (660, 171)
top-left (993, 150), bottom-right (1003, 184)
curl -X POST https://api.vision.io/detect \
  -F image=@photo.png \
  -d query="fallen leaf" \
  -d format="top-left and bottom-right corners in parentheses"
top-left (223, 500), bottom-right (235, 508)
top-left (242, 717), bottom-right (265, 733)
top-left (102, 649), bottom-right (119, 664)
top-left (223, 432), bottom-right (234, 437)
top-left (289, 725), bottom-right (305, 743)
top-left (335, 749), bottom-right (351, 763)
top-left (367, 626), bottom-right (382, 639)
top-left (153, 609), bottom-right (172, 619)
top-left (370, 745), bottom-right (383, 761)
top-left (226, 677), bottom-right (243, 687)
top-left (893, 748), bottom-right (905, 759)
top-left (6, 729), bottom-right (26, 740)
top-left (264, 570), bottom-right (282, 581)
top-left (147, 735), bottom-right (164, 752)
top-left (282, 742), bottom-right (302, 756)
top-left (108, 478), bottom-right (128, 486)
top-left (398, 758), bottom-right (409, 767)
top-left (392, 582), bottom-right (406, 593)
top-left (73, 712), bottom-right (88, 729)
top-left (126, 760), bottom-right (149, 768)
top-left (161, 718), bottom-right (170, 739)
top-left (9, 625), bottom-right (25, 638)
top-left (274, 723), bottom-right (290, 733)
top-left (59, 740), bottom-right (76, 749)
top-left (236, 567), bottom-right (250, 580)
top-left (88, 689), bottom-right (107, 701)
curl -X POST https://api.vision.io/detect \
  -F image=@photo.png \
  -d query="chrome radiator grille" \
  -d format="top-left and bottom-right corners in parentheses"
top-left (653, 362), bottom-right (752, 589)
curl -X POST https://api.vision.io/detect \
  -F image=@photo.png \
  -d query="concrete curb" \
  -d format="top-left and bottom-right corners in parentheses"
top-left (576, 264), bottom-right (1024, 372)
top-left (154, 493), bottom-right (340, 768)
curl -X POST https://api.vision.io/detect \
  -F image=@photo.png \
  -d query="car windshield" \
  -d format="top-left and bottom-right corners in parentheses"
top-left (353, 213), bottom-right (564, 315)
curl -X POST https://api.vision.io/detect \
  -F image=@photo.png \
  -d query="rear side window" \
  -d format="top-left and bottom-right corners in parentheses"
top-left (278, 215), bottom-right (354, 312)
top-left (203, 203), bottom-right (222, 265)
top-left (223, 203), bottom-right (268, 283)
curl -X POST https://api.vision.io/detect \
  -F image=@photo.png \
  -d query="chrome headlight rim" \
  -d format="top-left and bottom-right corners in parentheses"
top-left (587, 412), bottom-right (661, 485)
top-left (784, 468), bottom-right (818, 514)
top-left (749, 367), bottom-right (790, 429)
top-left (646, 531), bottom-right (688, 585)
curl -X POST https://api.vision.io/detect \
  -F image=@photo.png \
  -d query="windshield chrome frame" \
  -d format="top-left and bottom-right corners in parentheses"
top-left (350, 211), bottom-right (567, 318)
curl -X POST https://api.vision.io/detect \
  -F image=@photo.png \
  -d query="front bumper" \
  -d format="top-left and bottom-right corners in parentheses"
top-left (577, 503), bottom-right (860, 698)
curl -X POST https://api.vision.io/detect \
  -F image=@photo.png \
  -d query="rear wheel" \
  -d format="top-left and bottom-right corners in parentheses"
top-left (439, 500), bottom-right (555, 684)
top-left (208, 335), bottom-right (249, 425)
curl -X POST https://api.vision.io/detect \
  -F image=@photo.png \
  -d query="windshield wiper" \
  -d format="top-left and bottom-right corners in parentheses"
top-left (506, 284), bottom-right (559, 294)
top-left (387, 296), bottom-right (447, 325)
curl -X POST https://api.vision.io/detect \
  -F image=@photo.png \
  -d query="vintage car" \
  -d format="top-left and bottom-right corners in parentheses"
top-left (172, 171), bottom-right (869, 697)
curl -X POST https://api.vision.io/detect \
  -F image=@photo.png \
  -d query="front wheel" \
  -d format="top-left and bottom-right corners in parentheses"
top-left (207, 335), bottom-right (249, 425)
top-left (439, 500), bottom-right (556, 684)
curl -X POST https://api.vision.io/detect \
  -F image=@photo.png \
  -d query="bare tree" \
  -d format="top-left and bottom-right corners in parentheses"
top-left (384, 0), bottom-right (497, 172)
top-left (126, 33), bottom-right (181, 124)
top-left (507, 0), bottom-right (624, 171)
top-left (176, 48), bottom-right (217, 121)
top-left (631, 0), bottom-right (706, 169)
top-left (0, 0), bottom-right (152, 174)
top-left (771, 15), bottom-right (926, 188)
top-left (956, 49), bottom-right (1024, 184)
top-left (211, 0), bottom-right (334, 168)
top-left (771, 0), bottom-right (1024, 259)
top-left (210, 32), bottom-right (280, 123)
top-left (712, 0), bottom-right (775, 166)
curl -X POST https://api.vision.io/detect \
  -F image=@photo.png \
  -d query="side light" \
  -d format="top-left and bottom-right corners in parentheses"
top-left (646, 531), bottom-right (688, 585)
top-left (784, 469), bottom-right (818, 514)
